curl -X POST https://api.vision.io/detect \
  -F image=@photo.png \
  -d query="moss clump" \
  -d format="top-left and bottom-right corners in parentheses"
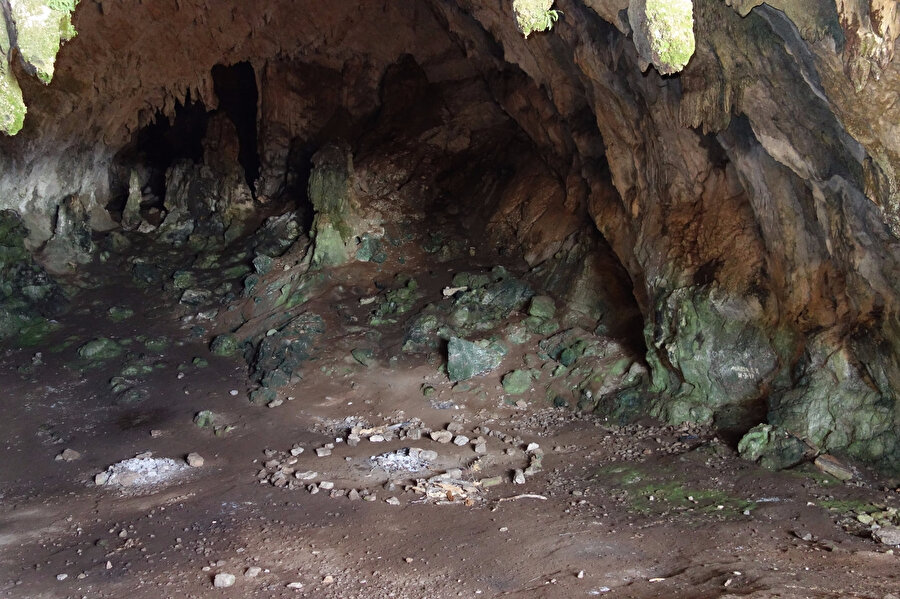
top-left (0, 63), bottom-right (26, 136)
top-left (512, 0), bottom-right (562, 37)
top-left (642, 0), bottom-right (695, 73)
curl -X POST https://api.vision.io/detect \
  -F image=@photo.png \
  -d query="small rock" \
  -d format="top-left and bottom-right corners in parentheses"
top-left (56, 448), bottom-right (81, 462)
top-left (290, 447), bottom-right (304, 457)
top-left (267, 399), bottom-right (283, 408)
top-left (322, 575), bottom-right (334, 584)
top-left (348, 489), bottom-right (361, 501)
top-left (56, 573), bottom-right (68, 581)
top-left (513, 469), bottom-right (526, 485)
top-left (873, 526), bottom-right (900, 546)
top-left (319, 481), bottom-right (334, 490)
top-left (369, 434), bottom-right (385, 443)
top-left (577, 570), bottom-right (585, 579)
top-left (386, 496), bottom-right (401, 505)
top-left (95, 472), bottom-right (109, 486)
top-left (431, 430), bottom-right (453, 444)
top-left (186, 452), bottom-right (205, 467)
top-left (286, 581), bottom-right (304, 589)
top-left (453, 435), bottom-right (470, 446)
top-left (316, 447), bottom-right (332, 457)
top-left (526, 442), bottom-right (540, 452)
top-left (295, 471), bottom-right (317, 480)
top-left (244, 566), bottom-right (262, 578)
top-left (474, 442), bottom-right (487, 454)
top-left (213, 573), bottom-right (236, 588)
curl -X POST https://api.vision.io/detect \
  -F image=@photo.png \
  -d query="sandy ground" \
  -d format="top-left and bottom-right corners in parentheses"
top-left (1, 247), bottom-right (899, 599)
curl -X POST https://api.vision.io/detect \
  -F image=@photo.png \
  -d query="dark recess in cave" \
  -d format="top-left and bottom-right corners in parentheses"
top-left (110, 95), bottom-right (209, 211)
top-left (211, 61), bottom-right (261, 190)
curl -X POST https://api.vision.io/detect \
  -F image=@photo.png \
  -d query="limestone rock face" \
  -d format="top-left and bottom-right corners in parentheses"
top-left (0, 0), bottom-right (898, 472)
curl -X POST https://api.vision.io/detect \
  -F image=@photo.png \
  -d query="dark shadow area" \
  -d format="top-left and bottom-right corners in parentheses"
top-left (212, 62), bottom-right (261, 190)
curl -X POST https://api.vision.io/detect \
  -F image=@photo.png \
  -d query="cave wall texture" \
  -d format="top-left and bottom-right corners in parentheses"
top-left (0, 0), bottom-right (899, 472)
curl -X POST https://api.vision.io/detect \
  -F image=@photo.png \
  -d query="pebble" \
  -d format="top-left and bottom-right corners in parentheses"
top-left (290, 447), bottom-right (304, 456)
top-left (186, 452), bottom-right (204, 467)
top-left (229, 390), bottom-right (239, 396)
top-left (56, 573), bottom-right (68, 581)
top-left (55, 448), bottom-right (81, 462)
top-left (244, 566), bottom-right (262, 578)
top-left (267, 399), bottom-right (283, 408)
top-left (474, 442), bottom-right (487, 454)
top-left (316, 447), bottom-right (332, 457)
top-left (213, 573), bottom-right (236, 588)
top-left (453, 435), bottom-right (470, 446)
top-left (347, 434), bottom-right (361, 447)
top-left (319, 481), bottom-right (334, 490)
top-left (322, 575), bottom-right (334, 584)
top-left (431, 431), bottom-right (453, 444)
top-left (369, 434), bottom-right (385, 443)
top-left (513, 469), bottom-right (526, 485)
top-left (286, 582), bottom-right (304, 589)
top-left (526, 443), bottom-right (540, 452)
top-left (295, 470), bottom-right (317, 480)
top-left (307, 484), bottom-right (319, 494)
top-left (95, 472), bottom-right (109, 486)
top-left (386, 496), bottom-right (401, 505)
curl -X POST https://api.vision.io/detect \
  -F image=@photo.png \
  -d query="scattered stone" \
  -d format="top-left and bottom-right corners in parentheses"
top-left (77, 338), bottom-right (122, 361)
top-left (526, 443), bottom-right (540, 452)
top-left (528, 295), bottom-right (556, 319)
top-left (369, 434), bottom-right (385, 443)
top-left (213, 573), bottom-right (236, 588)
top-left (210, 334), bottom-right (240, 357)
top-left (194, 410), bottom-right (216, 428)
top-left (319, 481), bottom-right (334, 490)
top-left (474, 442), bottom-right (487, 454)
top-left (322, 575), bottom-right (335, 584)
top-left (286, 581), bottom-right (304, 589)
top-left (453, 435), bottom-right (470, 446)
top-left (447, 337), bottom-right (505, 382)
top-left (738, 424), bottom-right (810, 471)
top-left (431, 430), bottom-right (453, 444)
top-left (185, 452), bottom-right (204, 467)
top-left (814, 454), bottom-right (854, 481)
top-left (386, 496), bottom-right (401, 505)
top-left (873, 526), bottom-right (900, 546)
top-left (244, 567), bottom-right (262, 578)
top-left (295, 470), bottom-right (317, 480)
top-left (513, 469), bottom-right (526, 485)
top-left (55, 448), bottom-right (81, 462)
top-left (502, 370), bottom-right (533, 395)
top-left (56, 573), bottom-right (68, 581)
top-left (267, 398), bottom-right (283, 408)
top-left (290, 446), bottom-right (304, 456)
top-left (316, 447), bottom-right (332, 457)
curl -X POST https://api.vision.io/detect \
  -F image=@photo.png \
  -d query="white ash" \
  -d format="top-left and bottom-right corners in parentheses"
top-left (97, 457), bottom-right (189, 487)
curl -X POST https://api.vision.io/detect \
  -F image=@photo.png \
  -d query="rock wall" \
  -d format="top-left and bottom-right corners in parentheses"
top-left (0, 0), bottom-right (898, 471)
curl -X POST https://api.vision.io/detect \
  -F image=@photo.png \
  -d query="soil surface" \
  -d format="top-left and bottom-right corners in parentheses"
top-left (1, 239), bottom-right (899, 599)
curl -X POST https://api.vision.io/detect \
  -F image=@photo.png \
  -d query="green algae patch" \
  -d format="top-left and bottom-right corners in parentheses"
top-left (0, 61), bottom-right (26, 136)
top-left (595, 463), bottom-right (755, 517)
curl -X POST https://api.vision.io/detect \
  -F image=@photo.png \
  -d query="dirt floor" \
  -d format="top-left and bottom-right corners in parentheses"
top-left (1, 235), bottom-right (899, 599)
